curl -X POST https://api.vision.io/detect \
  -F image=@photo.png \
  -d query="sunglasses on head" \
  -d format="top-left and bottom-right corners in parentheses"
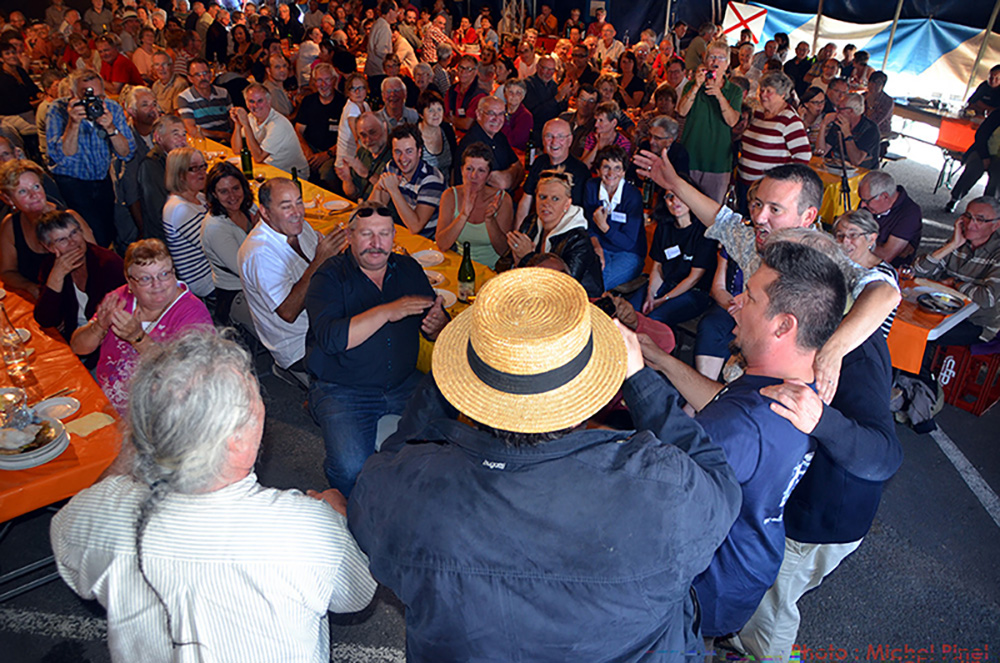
top-left (350, 206), bottom-right (392, 222)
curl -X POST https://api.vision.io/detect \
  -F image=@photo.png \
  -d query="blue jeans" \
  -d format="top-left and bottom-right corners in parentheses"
top-left (308, 371), bottom-right (422, 497)
top-left (643, 285), bottom-right (713, 327)
top-left (602, 250), bottom-right (645, 291)
top-left (695, 304), bottom-right (736, 358)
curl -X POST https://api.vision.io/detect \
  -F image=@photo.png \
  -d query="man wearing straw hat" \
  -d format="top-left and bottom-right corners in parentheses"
top-left (348, 267), bottom-right (742, 661)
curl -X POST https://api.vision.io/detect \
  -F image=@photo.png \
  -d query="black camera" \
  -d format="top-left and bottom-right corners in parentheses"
top-left (706, 69), bottom-right (716, 81)
top-left (80, 87), bottom-right (105, 123)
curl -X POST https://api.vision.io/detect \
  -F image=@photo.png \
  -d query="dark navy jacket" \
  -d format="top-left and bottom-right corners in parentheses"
top-left (785, 332), bottom-right (903, 544)
top-left (348, 369), bottom-right (741, 662)
top-left (584, 178), bottom-right (648, 259)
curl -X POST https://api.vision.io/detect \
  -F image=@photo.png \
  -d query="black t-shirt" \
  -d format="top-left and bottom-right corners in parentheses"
top-left (454, 123), bottom-right (518, 186)
top-left (0, 67), bottom-right (40, 116)
top-left (622, 75), bottom-right (646, 104)
top-left (294, 92), bottom-right (347, 152)
top-left (523, 154), bottom-right (590, 205)
top-left (648, 211), bottom-right (717, 292)
top-left (825, 115), bottom-right (880, 170)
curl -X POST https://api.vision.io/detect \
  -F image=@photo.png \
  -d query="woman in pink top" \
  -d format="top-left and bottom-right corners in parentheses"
top-left (70, 239), bottom-right (213, 413)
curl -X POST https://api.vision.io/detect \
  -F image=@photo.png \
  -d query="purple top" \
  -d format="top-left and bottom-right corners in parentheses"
top-left (501, 104), bottom-right (533, 151)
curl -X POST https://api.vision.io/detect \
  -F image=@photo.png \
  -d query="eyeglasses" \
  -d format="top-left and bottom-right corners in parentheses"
top-left (858, 192), bottom-right (882, 206)
top-left (834, 231), bottom-right (867, 242)
top-left (707, 55), bottom-right (728, 62)
top-left (481, 110), bottom-right (504, 118)
top-left (128, 268), bottom-right (174, 287)
top-left (188, 162), bottom-right (207, 173)
top-left (543, 133), bottom-right (571, 140)
top-left (49, 228), bottom-right (81, 248)
top-left (348, 85), bottom-right (367, 92)
top-left (457, 65), bottom-right (476, 72)
top-left (959, 212), bottom-right (999, 224)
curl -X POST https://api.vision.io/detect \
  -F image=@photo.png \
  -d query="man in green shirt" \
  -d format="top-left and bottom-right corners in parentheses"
top-left (678, 39), bottom-right (743, 203)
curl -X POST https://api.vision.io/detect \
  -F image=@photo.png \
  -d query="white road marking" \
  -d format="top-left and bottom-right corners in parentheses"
top-left (931, 427), bottom-right (1000, 529)
top-left (0, 608), bottom-right (106, 641)
top-left (0, 607), bottom-right (404, 661)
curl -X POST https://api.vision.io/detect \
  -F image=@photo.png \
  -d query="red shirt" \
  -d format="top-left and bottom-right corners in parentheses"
top-left (101, 53), bottom-right (144, 87)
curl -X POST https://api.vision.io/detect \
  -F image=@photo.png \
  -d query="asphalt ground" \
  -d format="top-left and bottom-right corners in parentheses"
top-left (0, 135), bottom-right (997, 662)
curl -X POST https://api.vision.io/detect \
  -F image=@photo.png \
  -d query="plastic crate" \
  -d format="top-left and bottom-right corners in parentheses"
top-left (932, 345), bottom-right (1000, 416)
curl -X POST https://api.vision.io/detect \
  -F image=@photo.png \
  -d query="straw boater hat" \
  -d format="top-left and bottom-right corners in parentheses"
top-left (433, 268), bottom-right (627, 434)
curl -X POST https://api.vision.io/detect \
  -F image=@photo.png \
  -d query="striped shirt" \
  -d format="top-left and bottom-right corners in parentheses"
top-left (737, 106), bottom-right (812, 185)
top-left (176, 85), bottom-right (233, 135)
top-left (386, 159), bottom-right (446, 237)
top-left (46, 97), bottom-right (137, 180)
top-left (52, 473), bottom-right (377, 663)
top-left (913, 232), bottom-right (1000, 333)
top-left (163, 193), bottom-right (215, 297)
top-left (869, 261), bottom-right (899, 338)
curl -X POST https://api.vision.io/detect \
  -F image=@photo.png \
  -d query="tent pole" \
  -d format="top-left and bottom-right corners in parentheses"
top-left (812, 0), bottom-right (825, 56)
top-left (964, 0), bottom-right (1000, 101)
top-left (882, 0), bottom-right (904, 71)
top-left (665, 0), bottom-right (672, 38)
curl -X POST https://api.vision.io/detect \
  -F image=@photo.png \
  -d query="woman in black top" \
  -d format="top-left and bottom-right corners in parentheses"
top-left (641, 179), bottom-right (717, 326)
top-left (617, 51), bottom-right (646, 109)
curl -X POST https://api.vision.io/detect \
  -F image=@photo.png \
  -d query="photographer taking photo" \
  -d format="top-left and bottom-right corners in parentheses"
top-left (46, 70), bottom-right (136, 249)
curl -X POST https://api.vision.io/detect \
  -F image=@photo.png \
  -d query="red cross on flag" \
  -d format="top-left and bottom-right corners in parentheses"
top-left (721, 2), bottom-right (768, 44)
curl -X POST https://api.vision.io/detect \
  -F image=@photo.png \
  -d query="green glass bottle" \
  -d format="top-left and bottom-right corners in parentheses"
top-left (239, 127), bottom-right (253, 180)
top-left (457, 242), bottom-right (475, 303)
top-left (291, 167), bottom-right (302, 193)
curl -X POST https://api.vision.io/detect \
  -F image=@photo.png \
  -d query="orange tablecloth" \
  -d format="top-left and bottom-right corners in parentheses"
top-left (886, 281), bottom-right (976, 373)
top-left (886, 301), bottom-right (946, 373)
top-left (0, 292), bottom-right (121, 523)
top-left (809, 156), bottom-right (867, 225)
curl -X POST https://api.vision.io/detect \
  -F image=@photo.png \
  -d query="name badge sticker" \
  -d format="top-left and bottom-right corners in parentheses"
top-left (610, 211), bottom-right (627, 224)
top-left (664, 245), bottom-right (682, 260)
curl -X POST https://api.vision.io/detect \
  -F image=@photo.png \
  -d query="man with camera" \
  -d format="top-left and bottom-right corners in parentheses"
top-left (46, 70), bottom-right (135, 248)
top-left (676, 39), bottom-right (743, 203)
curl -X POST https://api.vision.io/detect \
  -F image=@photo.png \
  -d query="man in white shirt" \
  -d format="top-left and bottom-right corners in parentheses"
top-left (52, 330), bottom-right (376, 663)
top-left (238, 177), bottom-right (346, 386)
top-left (366, 0), bottom-right (398, 76)
top-left (595, 23), bottom-right (625, 70)
top-left (231, 83), bottom-right (310, 178)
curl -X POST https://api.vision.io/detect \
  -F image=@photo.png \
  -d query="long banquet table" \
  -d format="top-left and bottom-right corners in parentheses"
top-left (0, 291), bottom-right (121, 523)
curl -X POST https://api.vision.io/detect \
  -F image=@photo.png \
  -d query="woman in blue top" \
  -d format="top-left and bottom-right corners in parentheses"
top-left (584, 145), bottom-right (645, 291)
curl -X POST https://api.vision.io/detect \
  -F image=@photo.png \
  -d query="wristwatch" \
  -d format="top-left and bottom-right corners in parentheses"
top-left (106, 128), bottom-right (120, 137)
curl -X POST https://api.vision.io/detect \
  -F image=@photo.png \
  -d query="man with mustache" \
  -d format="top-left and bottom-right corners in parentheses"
top-left (305, 201), bottom-right (448, 497)
top-left (238, 178), bottom-right (347, 389)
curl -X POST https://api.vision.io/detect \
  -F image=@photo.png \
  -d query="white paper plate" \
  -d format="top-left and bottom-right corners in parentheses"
top-left (413, 250), bottom-right (445, 267)
top-left (304, 200), bottom-right (316, 209)
top-left (424, 270), bottom-right (445, 286)
top-left (0, 288), bottom-right (6, 299)
top-left (434, 288), bottom-right (457, 308)
top-left (16, 328), bottom-right (29, 343)
top-left (323, 199), bottom-right (351, 211)
top-left (34, 397), bottom-right (81, 420)
top-left (226, 156), bottom-right (241, 166)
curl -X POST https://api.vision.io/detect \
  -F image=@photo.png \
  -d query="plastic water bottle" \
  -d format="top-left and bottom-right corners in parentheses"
top-left (0, 304), bottom-right (28, 378)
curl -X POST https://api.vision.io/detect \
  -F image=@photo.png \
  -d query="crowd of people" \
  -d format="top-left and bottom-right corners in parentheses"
top-left (0, 0), bottom-right (996, 661)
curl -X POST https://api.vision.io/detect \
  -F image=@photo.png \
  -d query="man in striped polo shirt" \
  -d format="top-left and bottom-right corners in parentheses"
top-left (369, 123), bottom-right (445, 239)
top-left (177, 58), bottom-right (233, 141)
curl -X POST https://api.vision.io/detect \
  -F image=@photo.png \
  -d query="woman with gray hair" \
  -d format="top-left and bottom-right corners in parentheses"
top-left (500, 78), bottom-right (532, 151)
top-left (735, 71), bottom-right (812, 212)
top-left (832, 211), bottom-right (899, 336)
top-left (51, 330), bottom-right (377, 661)
top-left (33, 210), bottom-right (125, 352)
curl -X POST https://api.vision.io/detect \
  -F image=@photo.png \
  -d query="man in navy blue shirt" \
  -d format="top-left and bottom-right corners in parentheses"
top-left (637, 240), bottom-right (847, 644)
top-left (304, 202), bottom-right (448, 497)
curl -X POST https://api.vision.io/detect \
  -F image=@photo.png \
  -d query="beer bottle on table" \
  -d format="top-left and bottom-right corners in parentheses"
top-left (291, 167), bottom-right (302, 193)
top-left (526, 135), bottom-right (537, 166)
top-left (240, 127), bottom-right (253, 180)
top-left (642, 176), bottom-right (655, 209)
top-left (458, 242), bottom-right (475, 303)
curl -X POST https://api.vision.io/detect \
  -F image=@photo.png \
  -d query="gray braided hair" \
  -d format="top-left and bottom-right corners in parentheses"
top-left (130, 328), bottom-right (260, 649)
